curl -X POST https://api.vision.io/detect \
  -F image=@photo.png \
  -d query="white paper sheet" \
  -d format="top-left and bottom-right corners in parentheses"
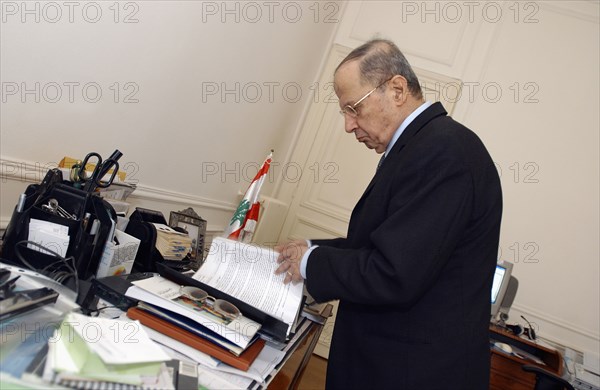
top-left (193, 237), bottom-right (304, 334)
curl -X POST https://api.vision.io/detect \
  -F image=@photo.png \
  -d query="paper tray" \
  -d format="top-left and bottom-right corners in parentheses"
top-left (156, 263), bottom-right (289, 343)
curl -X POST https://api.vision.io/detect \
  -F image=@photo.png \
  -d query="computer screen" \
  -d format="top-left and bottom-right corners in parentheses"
top-left (491, 266), bottom-right (506, 304)
top-left (490, 261), bottom-right (514, 320)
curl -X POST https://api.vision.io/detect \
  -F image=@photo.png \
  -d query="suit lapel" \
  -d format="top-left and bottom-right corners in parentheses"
top-left (357, 102), bottom-right (448, 203)
top-left (389, 102), bottom-right (447, 157)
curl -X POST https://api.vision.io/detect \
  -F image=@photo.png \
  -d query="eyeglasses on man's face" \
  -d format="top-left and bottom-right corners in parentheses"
top-left (179, 286), bottom-right (240, 321)
top-left (339, 77), bottom-right (393, 118)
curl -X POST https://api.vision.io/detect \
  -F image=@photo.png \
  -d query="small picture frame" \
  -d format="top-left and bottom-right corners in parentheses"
top-left (169, 208), bottom-right (207, 264)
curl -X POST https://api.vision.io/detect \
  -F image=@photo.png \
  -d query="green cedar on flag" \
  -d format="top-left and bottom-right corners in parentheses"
top-left (225, 151), bottom-right (273, 243)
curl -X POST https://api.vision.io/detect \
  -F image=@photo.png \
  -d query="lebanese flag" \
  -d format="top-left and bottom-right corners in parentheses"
top-left (226, 151), bottom-right (272, 243)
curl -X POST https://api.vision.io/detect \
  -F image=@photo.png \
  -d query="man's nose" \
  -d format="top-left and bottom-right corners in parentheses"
top-left (344, 115), bottom-right (358, 133)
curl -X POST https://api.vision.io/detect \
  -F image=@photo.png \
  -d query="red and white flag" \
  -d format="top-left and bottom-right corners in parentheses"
top-left (225, 151), bottom-right (273, 243)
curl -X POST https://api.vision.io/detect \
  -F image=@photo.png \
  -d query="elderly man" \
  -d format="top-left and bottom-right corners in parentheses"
top-left (276, 39), bottom-right (502, 389)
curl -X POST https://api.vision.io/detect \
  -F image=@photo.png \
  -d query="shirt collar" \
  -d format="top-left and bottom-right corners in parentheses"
top-left (384, 101), bottom-right (432, 157)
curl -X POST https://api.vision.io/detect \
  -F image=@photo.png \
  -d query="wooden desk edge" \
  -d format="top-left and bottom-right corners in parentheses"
top-left (489, 324), bottom-right (563, 375)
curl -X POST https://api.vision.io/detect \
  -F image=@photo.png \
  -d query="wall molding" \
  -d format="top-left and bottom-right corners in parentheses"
top-left (513, 302), bottom-right (600, 342)
top-left (0, 217), bottom-right (11, 230)
top-left (509, 302), bottom-right (600, 364)
top-left (288, 214), bottom-right (346, 240)
top-left (348, 2), bottom-right (471, 67)
top-left (540, 0), bottom-right (599, 24)
top-left (129, 184), bottom-right (235, 212)
top-left (291, 214), bottom-right (346, 239)
top-left (301, 199), bottom-right (350, 224)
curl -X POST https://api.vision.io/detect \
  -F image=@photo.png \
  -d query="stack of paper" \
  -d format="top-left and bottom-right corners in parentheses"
top-left (43, 312), bottom-right (173, 389)
top-left (153, 224), bottom-right (192, 260)
top-left (127, 306), bottom-right (265, 372)
top-left (125, 276), bottom-right (261, 353)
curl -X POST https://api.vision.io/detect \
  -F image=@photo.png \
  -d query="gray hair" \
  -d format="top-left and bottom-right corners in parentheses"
top-left (336, 39), bottom-right (423, 99)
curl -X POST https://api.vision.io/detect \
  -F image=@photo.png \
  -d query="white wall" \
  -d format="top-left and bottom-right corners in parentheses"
top-left (0, 1), bottom-right (342, 231)
top-left (296, 0), bottom-right (598, 360)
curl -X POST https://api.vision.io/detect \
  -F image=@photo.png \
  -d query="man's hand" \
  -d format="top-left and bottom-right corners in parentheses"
top-left (274, 240), bottom-right (308, 284)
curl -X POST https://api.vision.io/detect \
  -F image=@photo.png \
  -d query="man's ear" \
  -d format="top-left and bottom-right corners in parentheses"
top-left (390, 75), bottom-right (408, 104)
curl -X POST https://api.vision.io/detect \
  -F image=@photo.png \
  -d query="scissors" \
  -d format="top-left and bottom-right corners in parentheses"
top-left (78, 150), bottom-right (123, 193)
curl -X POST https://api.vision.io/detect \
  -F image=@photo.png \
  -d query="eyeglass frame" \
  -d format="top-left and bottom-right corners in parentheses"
top-left (339, 76), bottom-right (394, 118)
top-left (179, 286), bottom-right (241, 321)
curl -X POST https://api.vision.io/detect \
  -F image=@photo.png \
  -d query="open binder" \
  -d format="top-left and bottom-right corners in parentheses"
top-left (156, 263), bottom-right (291, 343)
top-left (94, 263), bottom-right (292, 343)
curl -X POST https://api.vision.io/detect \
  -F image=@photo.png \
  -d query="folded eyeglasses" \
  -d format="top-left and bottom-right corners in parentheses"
top-left (179, 286), bottom-right (240, 321)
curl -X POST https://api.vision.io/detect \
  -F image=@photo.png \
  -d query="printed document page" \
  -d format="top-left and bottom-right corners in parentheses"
top-left (193, 237), bottom-right (304, 332)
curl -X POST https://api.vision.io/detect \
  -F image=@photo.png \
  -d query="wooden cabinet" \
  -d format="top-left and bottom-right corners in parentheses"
top-left (489, 324), bottom-right (563, 390)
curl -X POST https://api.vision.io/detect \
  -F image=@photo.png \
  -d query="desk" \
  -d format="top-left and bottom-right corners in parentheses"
top-left (0, 294), bottom-right (332, 390)
top-left (266, 304), bottom-right (332, 390)
top-left (489, 324), bottom-right (563, 390)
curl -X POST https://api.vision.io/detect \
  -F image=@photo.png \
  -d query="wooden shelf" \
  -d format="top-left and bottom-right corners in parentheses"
top-left (489, 324), bottom-right (563, 390)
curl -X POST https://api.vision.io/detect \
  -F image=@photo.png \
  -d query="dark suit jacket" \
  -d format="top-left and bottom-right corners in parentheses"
top-left (307, 102), bottom-right (502, 389)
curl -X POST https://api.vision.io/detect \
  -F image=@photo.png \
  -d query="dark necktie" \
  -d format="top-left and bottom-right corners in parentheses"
top-left (377, 154), bottom-right (385, 171)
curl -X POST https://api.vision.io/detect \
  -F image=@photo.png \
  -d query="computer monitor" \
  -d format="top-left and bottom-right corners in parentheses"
top-left (491, 261), bottom-right (514, 321)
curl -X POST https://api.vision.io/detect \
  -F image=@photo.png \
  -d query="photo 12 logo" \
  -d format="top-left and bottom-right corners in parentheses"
top-left (1, 1), bottom-right (140, 24)
top-left (199, 1), bottom-right (340, 24)
top-left (498, 242), bottom-right (540, 264)
top-left (494, 161), bottom-right (540, 184)
top-left (201, 81), bottom-right (304, 104)
top-left (200, 161), bottom-right (339, 184)
top-left (400, 1), bottom-right (540, 24)
top-left (200, 81), bottom-right (340, 105)
top-left (421, 80), bottom-right (541, 105)
top-left (1, 82), bottom-right (140, 103)
top-left (0, 160), bottom-right (141, 185)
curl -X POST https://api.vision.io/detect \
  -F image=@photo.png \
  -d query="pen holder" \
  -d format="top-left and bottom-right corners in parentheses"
top-left (1, 169), bottom-right (117, 289)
